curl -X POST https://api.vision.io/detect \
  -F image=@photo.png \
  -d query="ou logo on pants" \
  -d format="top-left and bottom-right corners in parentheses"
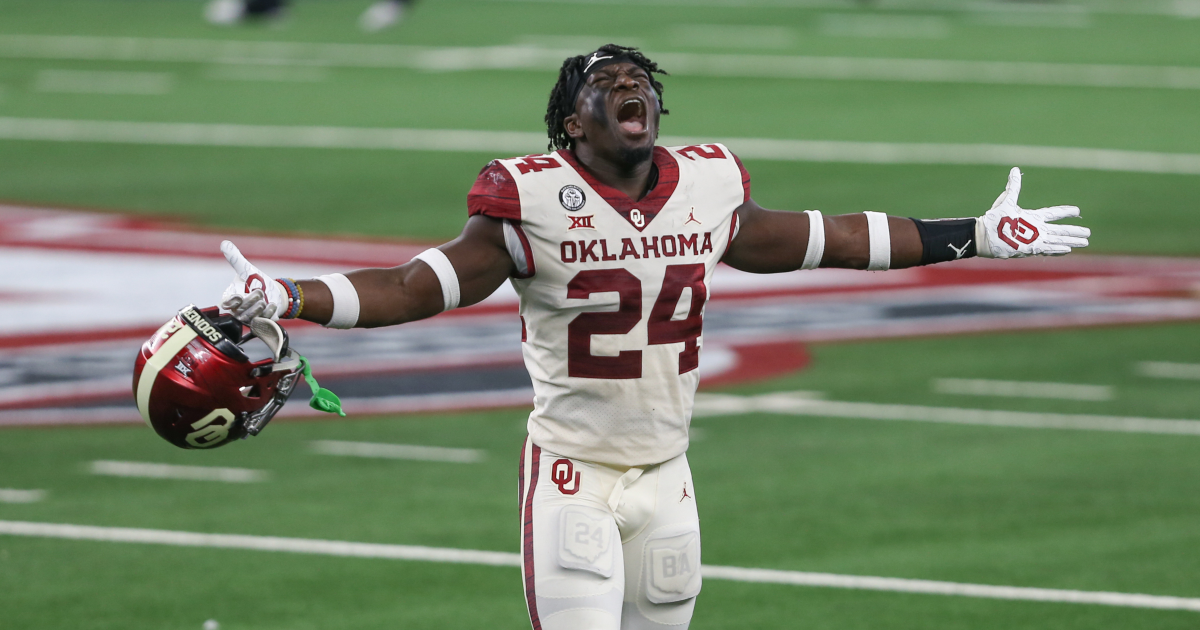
top-left (551, 458), bottom-right (581, 495)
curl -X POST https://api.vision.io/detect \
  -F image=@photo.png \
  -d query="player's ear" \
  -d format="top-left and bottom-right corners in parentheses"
top-left (564, 113), bottom-right (584, 140)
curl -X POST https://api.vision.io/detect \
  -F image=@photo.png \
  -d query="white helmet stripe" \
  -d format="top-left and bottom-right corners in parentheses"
top-left (135, 326), bottom-right (199, 428)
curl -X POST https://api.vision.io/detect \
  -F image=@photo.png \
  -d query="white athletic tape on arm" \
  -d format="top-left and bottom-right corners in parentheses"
top-left (801, 210), bottom-right (825, 270)
top-left (414, 248), bottom-right (461, 312)
top-left (316, 273), bottom-right (360, 329)
top-left (864, 211), bottom-right (891, 271)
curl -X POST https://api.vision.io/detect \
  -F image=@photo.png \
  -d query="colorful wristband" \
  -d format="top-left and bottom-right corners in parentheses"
top-left (292, 280), bottom-right (304, 319)
top-left (277, 278), bottom-right (301, 319)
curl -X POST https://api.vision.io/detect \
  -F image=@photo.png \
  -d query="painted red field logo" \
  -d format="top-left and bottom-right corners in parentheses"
top-left (2, 205), bottom-right (1199, 428)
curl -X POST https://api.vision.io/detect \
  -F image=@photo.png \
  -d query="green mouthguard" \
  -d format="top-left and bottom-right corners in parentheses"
top-left (298, 355), bottom-right (346, 417)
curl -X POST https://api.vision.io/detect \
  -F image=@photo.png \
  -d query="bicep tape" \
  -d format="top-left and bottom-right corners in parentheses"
top-left (864, 211), bottom-right (891, 271)
top-left (801, 210), bottom-right (825, 270)
top-left (316, 273), bottom-right (360, 329)
top-left (414, 248), bottom-right (461, 312)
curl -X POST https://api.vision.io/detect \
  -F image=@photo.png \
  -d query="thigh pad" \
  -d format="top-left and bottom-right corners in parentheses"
top-left (558, 505), bottom-right (617, 579)
top-left (642, 525), bottom-right (702, 604)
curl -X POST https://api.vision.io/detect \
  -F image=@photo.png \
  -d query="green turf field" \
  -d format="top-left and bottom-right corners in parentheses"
top-left (2, 1), bottom-right (1199, 629)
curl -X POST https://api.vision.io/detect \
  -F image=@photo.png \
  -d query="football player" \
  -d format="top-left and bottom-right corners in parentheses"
top-left (217, 44), bottom-right (1089, 630)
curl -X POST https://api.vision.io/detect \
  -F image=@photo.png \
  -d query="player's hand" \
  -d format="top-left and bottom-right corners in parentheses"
top-left (976, 167), bottom-right (1090, 258)
top-left (219, 240), bottom-right (289, 322)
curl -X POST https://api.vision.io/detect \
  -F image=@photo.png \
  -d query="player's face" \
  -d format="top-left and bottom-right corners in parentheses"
top-left (570, 63), bottom-right (660, 165)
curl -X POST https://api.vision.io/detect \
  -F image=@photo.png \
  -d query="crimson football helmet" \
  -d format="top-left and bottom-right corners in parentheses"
top-left (133, 305), bottom-right (303, 449)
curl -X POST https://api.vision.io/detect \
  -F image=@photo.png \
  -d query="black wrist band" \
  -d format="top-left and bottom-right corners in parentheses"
top-left (912, 218), bottom-right (977, 265)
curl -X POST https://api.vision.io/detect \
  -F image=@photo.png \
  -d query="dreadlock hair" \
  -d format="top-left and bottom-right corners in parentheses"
top-left (544, 44), bottom-right (669, 152)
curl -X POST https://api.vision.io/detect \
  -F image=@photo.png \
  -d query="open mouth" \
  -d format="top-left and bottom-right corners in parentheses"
top-left (616, 97), bottom-right (647, 134)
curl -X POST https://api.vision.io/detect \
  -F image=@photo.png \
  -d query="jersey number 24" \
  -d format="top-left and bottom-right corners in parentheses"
top-left (567, 264), bottom-right (706, 379)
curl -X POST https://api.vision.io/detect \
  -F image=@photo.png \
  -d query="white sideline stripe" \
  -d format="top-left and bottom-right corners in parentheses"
top-left (88, 460), bottom-right (268, 483)
top-left (1136, 361), bottom-right (1200, 380)
top-left (3, 35), bottom-right (1200, 90)
top-left (310, 440), bottom-right (484, 463)
top-left (3, 118), bottom-right (1200, 176)
top-left (33, 69), bottom-right (173, 95)
top-left (0, 489), bottom-right (45, 503)
top-left (2, 520), bottom-right (1198, 611)
top-left (693, 392), bottom-right (1200, 435)
top-left (932, 378), bottom-right (1113, 401)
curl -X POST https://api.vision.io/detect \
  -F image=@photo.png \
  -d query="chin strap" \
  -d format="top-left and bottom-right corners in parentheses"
top-left (297, 355), bottom-right (346, 417)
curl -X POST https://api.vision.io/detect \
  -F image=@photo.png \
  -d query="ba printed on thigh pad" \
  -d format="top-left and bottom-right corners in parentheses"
top-left (558, 505), bottom-right (616, 578)
top-left (643, 526), bottom-right (702, 604)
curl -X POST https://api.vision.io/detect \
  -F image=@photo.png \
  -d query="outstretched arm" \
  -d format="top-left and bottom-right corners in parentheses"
top-left (723, 167), bottom-right (1089, 274)
top-left (220, 215), bottom-right (515, 327)
top-left (724, 201), bottom-right (924, 272)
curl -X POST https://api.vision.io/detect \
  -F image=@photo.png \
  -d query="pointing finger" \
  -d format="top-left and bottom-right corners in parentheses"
top-left (1005, 167), bottom-right (1022, 206)
top-left (220, 240), bottom-right (259, 281)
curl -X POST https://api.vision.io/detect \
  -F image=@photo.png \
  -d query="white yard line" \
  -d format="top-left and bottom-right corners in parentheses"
top-left (512, 35), bottom-right (647, 50)
top-left (88, 460), bottom-right (268, 483)
top-left (205, 64), bottom-right (329, 83)
top-left (3, 36), bottom-right (1200, 90)
top-left (33, 69), bottom-right (173, 95)
top-left (310, 440), bottom-right (484, 463)
top-left (1, 519), bottom-right (1198, 611)
top-left (0, 489), bottom-right (45, 503)
top-left (817, 13), bottom-right (952, 39)
top-left (700, 565), bottom-right (1200, 611)
top-left (965, 9), bottom-right (1093, 29)
top-left (1136, 361), bottom-right (1200, 380)
top-left (693, 392), bottom-right (1200, 435)
top-left (932, 378), bottom-right (1113, 401)
top-left (668, 24), bottom-right (797, 49)
top-left (0, 118), bottom-right (544, 154)
top-left (3, 118), bottom-right (1200, 176)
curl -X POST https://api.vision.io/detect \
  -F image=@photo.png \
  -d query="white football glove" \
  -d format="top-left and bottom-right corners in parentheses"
top-left (976, 167), bottom-right (1090, 258)
top-left (219, 240), bottom-right (289, 322)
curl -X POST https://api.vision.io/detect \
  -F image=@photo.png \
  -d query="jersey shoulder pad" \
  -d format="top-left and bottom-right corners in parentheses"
top-left (467, 153), bottom-right (574, 220)
top-left (467, 159), bottom-right (522, 221)
top-left (664, 143), bottom-right (750, 204)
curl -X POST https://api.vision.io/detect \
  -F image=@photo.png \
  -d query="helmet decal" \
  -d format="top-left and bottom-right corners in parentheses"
top-left (186, 408), bottom-right (236, 448)
top-left (135, 324), bottom-right (199, 428)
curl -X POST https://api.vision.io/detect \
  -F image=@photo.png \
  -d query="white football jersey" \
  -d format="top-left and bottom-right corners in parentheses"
top-left (468, 144), bottom-right (749, 467)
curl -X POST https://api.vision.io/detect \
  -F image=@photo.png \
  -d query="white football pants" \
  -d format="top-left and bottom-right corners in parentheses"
top-left (519, 438), bottom-right (702, 630)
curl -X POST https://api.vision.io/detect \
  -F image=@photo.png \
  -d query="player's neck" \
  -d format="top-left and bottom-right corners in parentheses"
top-left (572, 144), bottom-right (656, 201)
